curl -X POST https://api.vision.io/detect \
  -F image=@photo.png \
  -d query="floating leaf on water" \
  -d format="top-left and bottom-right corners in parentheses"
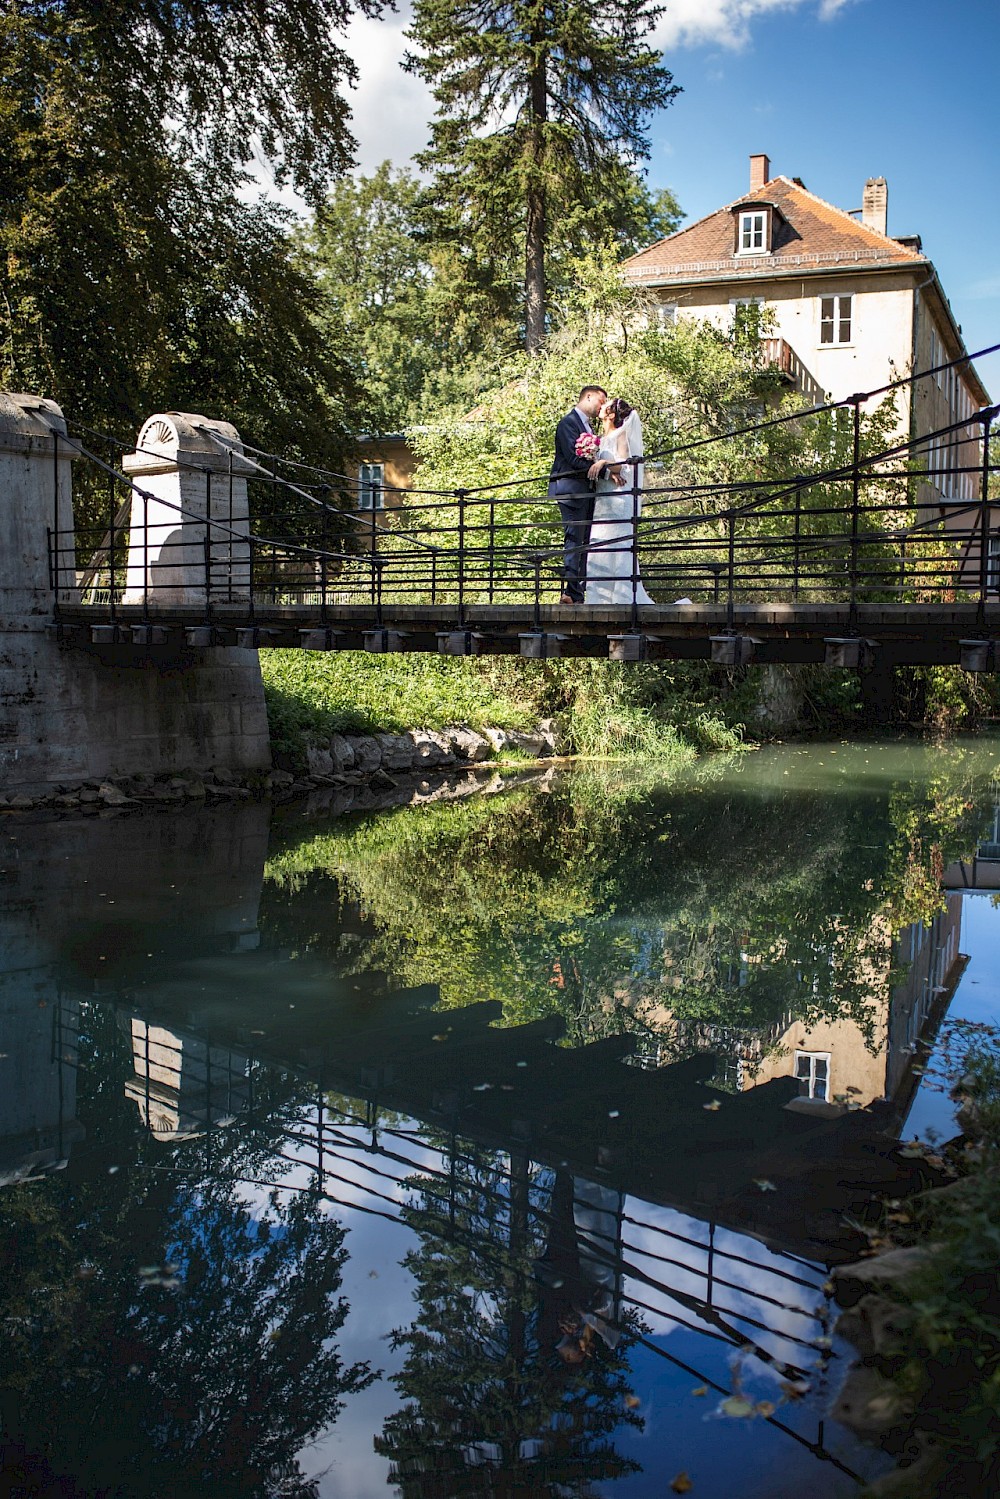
top-left (473, 1083), bottom-right (492, 1092)
top-left (608, 1109), bottom-right (620, 1119)
top-left (720, 1396), bottom-right (754, 1419)
top-left (624, 1394), bottom-right (641, 1409)
top-left (780, 1380), bottom-right (809, 1401)
top-left (755, 1401), bottom-right (776, 1418)
top-left (703, 1100), bottom-right (722, 1112)
top-left (432, 1033), bottom-right (449, 1042)
top-left (691, 1385), bottom-right (708, 1397)
top-left (753, 1178), bottom-right (777, 1192)
top-left (516, 1060), bottom-right (528, 1068)
top-left (670, 1475), bottom-right (694, 1494)
top-left (815, 1336), bottom-right (833, 1349)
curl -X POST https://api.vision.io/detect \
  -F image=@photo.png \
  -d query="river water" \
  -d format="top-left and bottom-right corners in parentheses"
top-left (3, 739), bottom-right (1000, 1498)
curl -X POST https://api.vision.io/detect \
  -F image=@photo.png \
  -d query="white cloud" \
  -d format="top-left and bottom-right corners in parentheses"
top-left (342, 6), bottom-right (433, 175)
top-left (653, 0), bottom-right (855, 51)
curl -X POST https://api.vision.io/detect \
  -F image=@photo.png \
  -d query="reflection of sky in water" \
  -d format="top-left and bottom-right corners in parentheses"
top-left (239, 1113), bottom-right (884, 1498)
top-left (906, 893), bottom-right (1000, 1142)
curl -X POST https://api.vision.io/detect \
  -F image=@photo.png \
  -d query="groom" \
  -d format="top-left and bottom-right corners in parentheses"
top-left (548, 385), bottom-right (607, 604)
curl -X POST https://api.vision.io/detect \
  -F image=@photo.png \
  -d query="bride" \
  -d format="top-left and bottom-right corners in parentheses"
top-left (584, 397), bottom-right (653, 606)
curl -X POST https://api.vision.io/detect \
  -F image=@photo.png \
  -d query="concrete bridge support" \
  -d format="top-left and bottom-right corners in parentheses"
top-left (0, 395), bottom-right (270, 792)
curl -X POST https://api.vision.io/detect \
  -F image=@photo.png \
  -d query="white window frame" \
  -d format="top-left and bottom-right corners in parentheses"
top-left (794, 1050), bottom-right (831, 1101)
top-left (358, 461), bottom-right (385, 511)
top-left (819, 295), bottom-right (852, 346)
top-left (655, 302), bottom-right (677, 327)
top-left (738, 211), bottom-right (767, 253)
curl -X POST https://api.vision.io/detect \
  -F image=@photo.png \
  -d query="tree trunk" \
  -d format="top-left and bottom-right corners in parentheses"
top-left (524, 53), bottom-right (547, 354)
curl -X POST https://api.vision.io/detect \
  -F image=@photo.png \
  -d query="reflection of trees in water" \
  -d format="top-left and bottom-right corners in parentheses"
top-left (0, 1005), bottom-right (374, 1498)
top-left (262, 752), bottom-right (995, 1060)
top-left (375, 1142), bottom-right (644, 1496)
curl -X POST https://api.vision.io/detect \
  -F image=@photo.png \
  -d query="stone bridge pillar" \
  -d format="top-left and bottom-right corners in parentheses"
top-left (0, 395), bottom-right (270, 792)
top-left (122, 411), bottom-right (253, 605)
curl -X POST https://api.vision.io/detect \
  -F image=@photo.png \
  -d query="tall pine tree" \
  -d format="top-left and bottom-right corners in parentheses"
top-left (405, 0), bottom-right (679, 352)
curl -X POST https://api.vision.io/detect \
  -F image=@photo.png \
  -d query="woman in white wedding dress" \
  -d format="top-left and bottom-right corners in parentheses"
top-left (584, 398), bottom-right (653, 606)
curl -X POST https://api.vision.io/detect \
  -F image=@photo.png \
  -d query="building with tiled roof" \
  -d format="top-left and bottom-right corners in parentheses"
top-left (623, 154), bottom-right (990, 516)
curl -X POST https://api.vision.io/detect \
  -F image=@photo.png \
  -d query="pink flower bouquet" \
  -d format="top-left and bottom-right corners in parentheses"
top-left (574, 432), bottom-right (600, 460)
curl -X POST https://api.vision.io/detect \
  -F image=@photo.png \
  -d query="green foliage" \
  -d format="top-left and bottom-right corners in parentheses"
top-left (0, 0), bottom-right (381, 528)
top-left (298, 162), bottom-right (448, 430)
top-left (260, 648), bottom-right (538, 759)
top-left (404, 292), bottom-right (907, 610)
top-left (404, 0), bottom-right (680, 348)
top-left (259, 644), bottom-right (743, 768)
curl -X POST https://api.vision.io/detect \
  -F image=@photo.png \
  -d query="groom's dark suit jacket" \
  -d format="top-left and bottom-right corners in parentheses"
top-left (548, 409), bottom-right (596, 500)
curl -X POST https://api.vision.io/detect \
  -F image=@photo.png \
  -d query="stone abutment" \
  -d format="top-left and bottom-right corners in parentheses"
top-left (0, 395), bottom-right (270, 792)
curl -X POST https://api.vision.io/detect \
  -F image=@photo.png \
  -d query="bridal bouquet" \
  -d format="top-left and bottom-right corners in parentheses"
top-left (574, 432), bottom-right (600, 460)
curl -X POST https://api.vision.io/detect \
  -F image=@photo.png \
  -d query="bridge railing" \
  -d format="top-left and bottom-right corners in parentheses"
top-left (42, 341), bottom-right (1000, 636)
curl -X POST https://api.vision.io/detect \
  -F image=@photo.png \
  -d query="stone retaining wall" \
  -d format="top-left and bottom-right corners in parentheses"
top-left (0, 724), bottom-right (559, 815)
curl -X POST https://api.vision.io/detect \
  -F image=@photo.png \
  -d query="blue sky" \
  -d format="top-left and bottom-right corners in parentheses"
top-left (327, 0), bottom-right (998, 385)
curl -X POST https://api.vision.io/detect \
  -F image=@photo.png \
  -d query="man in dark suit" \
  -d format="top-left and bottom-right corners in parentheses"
top-left (548, 385), bottom-right (607, 603)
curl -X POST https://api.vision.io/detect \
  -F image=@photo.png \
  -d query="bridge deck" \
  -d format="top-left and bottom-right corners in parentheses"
top-left (56, 599), bottom-right (1000, 665)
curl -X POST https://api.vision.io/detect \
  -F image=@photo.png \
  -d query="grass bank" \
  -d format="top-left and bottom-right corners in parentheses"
top-left (259, 651), bottom-right (744, 766)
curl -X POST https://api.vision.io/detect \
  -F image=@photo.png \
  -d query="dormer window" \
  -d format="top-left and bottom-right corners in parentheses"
top-left (732, 200), bottom-right (780, 255)
top-left (739, 211), bottom-right (767, 252)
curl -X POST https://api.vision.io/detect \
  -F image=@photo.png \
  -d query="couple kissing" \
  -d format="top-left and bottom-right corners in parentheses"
top-left (547, 385), bottom-right (653, 607)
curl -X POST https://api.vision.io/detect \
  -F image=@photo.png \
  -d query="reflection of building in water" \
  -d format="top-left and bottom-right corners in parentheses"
top-left (123, 1018), bottom-right (251, 1141)
top-left (748, 896), bottom-right (963, 1111)
top-left (944, 778), bottom-right (1000, 890)
top-left (0, 988), bottom-right (84, 1185)
top-left (636, 896), bottom-right (966, 1115)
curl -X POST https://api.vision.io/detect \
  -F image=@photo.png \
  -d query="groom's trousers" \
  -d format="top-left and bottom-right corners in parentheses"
top-left (557, 491), bottom-right (594, 603)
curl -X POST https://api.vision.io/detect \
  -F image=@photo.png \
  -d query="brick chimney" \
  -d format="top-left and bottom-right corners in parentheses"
top-left (862, 177), bottom-right (888, 236)
top-left (749, 154), bottom-right (770, 192)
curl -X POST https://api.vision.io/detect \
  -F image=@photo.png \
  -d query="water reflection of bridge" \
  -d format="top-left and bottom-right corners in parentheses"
top-left (114, 996), bottom-right (864, 1481)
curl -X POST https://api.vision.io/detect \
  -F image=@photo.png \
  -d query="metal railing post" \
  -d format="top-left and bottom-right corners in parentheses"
top-left (977, 409), bottom-right (995, 627)
top-left (369, 500), bottom-right (377, 606)
top-left (51, 428), bottom-right (61, 613)
top-left (793, 479), bottom-right (803, 600)
top-left (108, 469), bottom-right (117, 627)
top-left (203, 532), bottom-right (213, 620)
top-left (726, 505), bottom-right (736, 631)
top-left (205, 466), bottom-right (213, 606)
top-left (630, 452), bottom-right (641, 631)
top-left (143, 491), bottom-right (149, 620)
top-left (227, 448), bottom-right (235, 602)
top-left (431, 546), bottom-right (438, 606)
top-left (848, 394), bottom-right (862, 627)
top-left (488, 498), bottom-right (496, 603)
top-left (456, 489), bottom-right (468, 627)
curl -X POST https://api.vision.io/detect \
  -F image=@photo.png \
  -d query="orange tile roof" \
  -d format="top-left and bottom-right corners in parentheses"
top-left (623, 175), bottom-right (925, 282)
